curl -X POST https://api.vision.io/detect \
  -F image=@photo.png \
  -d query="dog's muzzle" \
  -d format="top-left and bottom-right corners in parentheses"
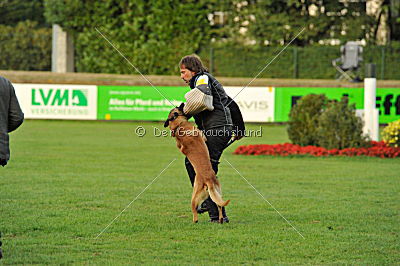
top-left (164, 112), bottom-right (179, 127)
top-left (164, 112), bottom-right (189, 127)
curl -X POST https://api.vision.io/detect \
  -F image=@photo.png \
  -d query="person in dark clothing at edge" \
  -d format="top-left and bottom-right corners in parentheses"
top-left (178, 54), bottom-right (245, 223)
top-left (0, 76), bottom-right (24, 169)
top-left (0, 76), bottom-right (23, 259)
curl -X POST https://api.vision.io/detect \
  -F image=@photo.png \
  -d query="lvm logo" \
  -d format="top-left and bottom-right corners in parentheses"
top-left (31, 88), bottom-right (88, 107)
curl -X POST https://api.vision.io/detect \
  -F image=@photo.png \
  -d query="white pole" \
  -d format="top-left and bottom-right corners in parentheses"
top-left (363, 63), bottom-right (379, 141)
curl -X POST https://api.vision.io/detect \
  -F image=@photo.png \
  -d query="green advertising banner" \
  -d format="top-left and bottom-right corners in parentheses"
top-left (275, 87), bottom-right (400, 123)
top-left (376, 88), bottom-right (400, 124)
top-left (97, 85), bottom-right (399, 123)
top-left (97, 86), bottom-right (187, 120)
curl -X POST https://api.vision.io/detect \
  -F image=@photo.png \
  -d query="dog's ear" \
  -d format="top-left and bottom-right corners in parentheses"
top-left (163, 119), bottom-right (170, 127)
top-left (178, 103), bottom-right (184, 112)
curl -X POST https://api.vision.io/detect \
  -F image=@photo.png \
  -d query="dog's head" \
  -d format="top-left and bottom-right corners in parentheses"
top-left (163, 103), bottom-right (187, 129)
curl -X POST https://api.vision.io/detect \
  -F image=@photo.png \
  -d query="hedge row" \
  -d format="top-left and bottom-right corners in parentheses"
top-left (0, 21), bottom-right (399, 80)
top-left (0, 21), bottom-right (51, 71)
top-left (199, 44), bottom-right (400, 80)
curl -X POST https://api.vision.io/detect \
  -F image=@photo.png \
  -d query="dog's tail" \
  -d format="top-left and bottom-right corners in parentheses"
top-left (207, 182), bottom-right (230, 207)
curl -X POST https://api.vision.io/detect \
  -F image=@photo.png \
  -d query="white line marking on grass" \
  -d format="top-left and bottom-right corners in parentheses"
top-left (95, 158), bottom-right (177, 239)
top-left (225, 27), bottom-right (306, 108)
top-left (95, 27), bottom-right (175, 107)
top-left (224, 158), bottom-right (305, 239)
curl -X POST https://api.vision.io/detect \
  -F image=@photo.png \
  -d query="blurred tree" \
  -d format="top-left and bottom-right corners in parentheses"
top-left (44, 0), bottom-right (212, 74)
top-left (390, 0), bottom-right (400, 40)
top-left (0, 0), bottom-right (47, 26)
top-left (0, 21), bottom-right (51, 70)
top-left (368, 0), bottom-right (390, 44)
top-left (215, 0), bottom-right (375, 46)
top-left (366, 0), bottom-right (400, 44)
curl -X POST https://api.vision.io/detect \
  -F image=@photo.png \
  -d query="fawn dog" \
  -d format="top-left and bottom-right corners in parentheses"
top-left (164, 104), bottom-right (230, 223)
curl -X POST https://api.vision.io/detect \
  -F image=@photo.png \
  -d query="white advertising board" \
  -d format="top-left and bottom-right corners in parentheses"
top-left (224, 86), bottom-right (275, 122)
top-left (14, 84), bottom-right (98, 120)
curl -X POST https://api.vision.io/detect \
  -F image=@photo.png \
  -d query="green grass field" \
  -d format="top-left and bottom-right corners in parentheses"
top-left (1, 120), bottom-right (399, 264)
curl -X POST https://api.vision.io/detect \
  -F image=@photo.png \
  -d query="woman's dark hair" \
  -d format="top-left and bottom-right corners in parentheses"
top-left (179, 54), bottom-right (208, 73)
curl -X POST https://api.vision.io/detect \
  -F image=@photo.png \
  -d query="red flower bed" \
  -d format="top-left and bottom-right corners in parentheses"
top-left (234, 141), bottom-right (400, 158)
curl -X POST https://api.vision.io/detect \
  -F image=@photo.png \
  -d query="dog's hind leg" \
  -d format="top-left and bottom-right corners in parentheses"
top-left (218, 206), bottom-right (223, 223)
top-left (215, 183), bottom-right (224, 223)
top-left (191, 200), bottom-right (199, 223)
top-left (191, 183), bottom-right (203, 223)
top-left (191, 183), bottom-right (209, 223)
